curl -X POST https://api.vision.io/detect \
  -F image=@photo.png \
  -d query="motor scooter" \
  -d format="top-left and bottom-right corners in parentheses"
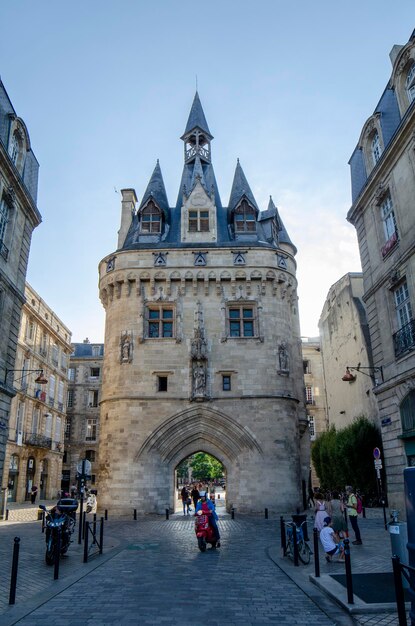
top-left (195, 509), bottom-right (217, 551)
top-left (39, 498), bottom-right (78, 565)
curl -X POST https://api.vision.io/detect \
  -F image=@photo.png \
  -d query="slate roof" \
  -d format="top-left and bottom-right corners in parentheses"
top-left (71, 343), bottom-right (104, 358)
top-left (228, 160), bottom-right (259, 212)
top-left (182, 91), bottom-right (212, 138)
top-left (139, 160), bottom-right (170, 219)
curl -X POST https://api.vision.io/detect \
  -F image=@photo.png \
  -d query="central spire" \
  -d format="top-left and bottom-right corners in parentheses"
top-left (181, 92), bottom-right (213, 165)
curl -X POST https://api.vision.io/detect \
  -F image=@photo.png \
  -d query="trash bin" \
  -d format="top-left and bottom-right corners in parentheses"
top-left (389, 511), bottom-right (409, 589)
top-left (292, 514), bottom-right (309, 541)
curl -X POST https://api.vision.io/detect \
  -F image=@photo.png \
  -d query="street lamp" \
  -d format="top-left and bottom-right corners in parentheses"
top-left (3, 369), bottom-right (48, 386)
top-left (341, 364), bottom-right (384, 385)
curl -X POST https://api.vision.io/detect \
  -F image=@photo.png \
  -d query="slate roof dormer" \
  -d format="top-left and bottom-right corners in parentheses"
top-left (139, 160), bottom-right (170, 221)
top-left (228, 159), bottom-right (259, 215)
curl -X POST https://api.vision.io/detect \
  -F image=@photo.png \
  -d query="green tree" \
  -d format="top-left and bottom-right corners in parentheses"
top-left (190, 452), bottom-right (224, 481)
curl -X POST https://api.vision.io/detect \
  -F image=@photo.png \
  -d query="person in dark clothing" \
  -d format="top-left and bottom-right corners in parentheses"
top-left (191, 485), bottom-right (200, 510)
top-left (181, 486), bottom-right (191, 515)
top-left (30, 485), bottom-right (38, 504)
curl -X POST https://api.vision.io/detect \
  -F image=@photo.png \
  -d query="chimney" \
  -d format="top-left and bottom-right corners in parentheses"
top-left (118, 189), bottom-right (137, 249)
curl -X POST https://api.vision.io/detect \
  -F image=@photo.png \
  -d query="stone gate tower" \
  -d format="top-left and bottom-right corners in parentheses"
top-left (98, 93), bottom-right (309, 514)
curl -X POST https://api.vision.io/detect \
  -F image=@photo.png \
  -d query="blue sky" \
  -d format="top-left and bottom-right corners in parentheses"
top-left (1, 1), bottom-right (414, 341)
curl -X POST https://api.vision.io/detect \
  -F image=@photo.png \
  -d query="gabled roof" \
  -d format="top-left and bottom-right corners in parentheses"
top-left (182, 91), bottom-right (212, 139)
top-left (228, 160), bottom-right (259, 212)
top-left (139, 160), bottom-right (169, 218)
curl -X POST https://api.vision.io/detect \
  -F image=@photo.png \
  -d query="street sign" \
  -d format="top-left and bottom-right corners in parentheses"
top-left (77, 460), bottom-right (92, 476)
top-left (373, 447), bottom-right (381, 459)
top-left (374, 459), bottom-right (383, 469)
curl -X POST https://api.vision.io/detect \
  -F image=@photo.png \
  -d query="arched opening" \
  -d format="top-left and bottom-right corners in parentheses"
top-left (7, 454), bottom-right (19, 502)
top-left (175, 451), bottom-right (226, 514)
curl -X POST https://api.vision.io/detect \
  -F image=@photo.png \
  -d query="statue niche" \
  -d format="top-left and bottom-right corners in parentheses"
top-left (277, 341), bottom-right (289, 376)
top-left (191, 302), bottom-right (208, 400)
top-left (120, 331), bottom-right (133, 363)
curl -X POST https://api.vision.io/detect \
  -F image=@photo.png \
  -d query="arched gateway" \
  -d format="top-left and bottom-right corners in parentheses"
top-left (97, 93), bottom-right (310, 515)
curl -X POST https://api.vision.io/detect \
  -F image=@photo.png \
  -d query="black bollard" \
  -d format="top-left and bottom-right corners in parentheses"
top-left (362, 506), bottom-right (366, 519)
top-left (265, 508), bottom-right (268, 519)
top-left (82, 511), bottom-right (87, 540)
top-left (99, 517), bottom-right (104, 554)
top-left (83, 521), bottom-right (89, 563)
top-left (280, 516), bottom-right (286, 556)
top-left (344, 538), bottom-right (354, 604)
top-left (41, 510), bottom-right (45, 533)
top-left (6, 508), bottom-right (9, 521)
top-left (382, 499), bottom-right (388, 530)
top-left (105, 509), bottom-right (108, 521)
top-left (392, 556), bottom-right (407, 626)
top-left (313, 528), bottom-right (320, 578)
top-left (93, 513), bottom-right (97, 545)
top-left (231, 508), bottom-right (235, 519)
top-left (9, 537), bottom-right (20, 605)
top-left (134, 508), bottom-right (137, 520)
top-left (293, 524), bottom-right (299, 566)
top-left (54, 528), bottom-right (61, 580)
top-left (78, 497), bottom-right (84, 545)
top-left (165, 508), bottom-right (169, 520)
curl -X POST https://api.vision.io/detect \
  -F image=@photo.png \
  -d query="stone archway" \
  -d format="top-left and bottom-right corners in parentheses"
top-left (133, 406), bottom-right (262, 514)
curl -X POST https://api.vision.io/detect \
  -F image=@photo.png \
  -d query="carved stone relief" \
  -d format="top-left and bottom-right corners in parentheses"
top-left (120, 331), bottom-right (133, 363)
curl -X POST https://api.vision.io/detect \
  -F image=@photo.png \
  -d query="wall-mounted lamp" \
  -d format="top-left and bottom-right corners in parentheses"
top-left (3, 369), bottom-right (48, 386)
top-left (341, 364), bottom-right (383, 385)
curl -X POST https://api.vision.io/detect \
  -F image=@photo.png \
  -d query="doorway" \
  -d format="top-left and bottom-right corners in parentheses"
top-left (175, 451), bottom-right (226, 514)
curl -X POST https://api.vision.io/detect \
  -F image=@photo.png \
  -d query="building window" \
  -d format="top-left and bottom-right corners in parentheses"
top-left (189, 209), bottom-right (209, 232)
top-left (141, 202), bottom-right (161, 233)
top-left (60, 353), bottom-right (67, 371)
top-left (48, 375), bottom-right (56, 405)
top-left (158, 376), bottom-right (168, 392)
top-left (9, 130), bottom-right (22, 165)
top-left (32, 408), bottom-right (40, 435)
top-left (222, 375), bottom-right (231, 391)
top-left (86, 419), bottom-right (97, 441)
top-left (0, 197), bottom-right (9, 246)
top-left (308, 415), bottom-right (315, 440)
top-left (52, 343), bottom-right (59, 365)
top-left (228, 305), bottom-right (255, 337)
top-left (55, 416), bottom-right (62, 443)
top-left (395, 281), bottom-right (413, 330)
top-left (400, 390), bottom-right (415, 434)
top-left (371, 131), bottom-right (382, 166)
top-left (68, 367), bottom-right (76, 381)
top-left (305, 386), bottom-right (313, 404)
top-left (406, 62), bottom-right (415, 103)
top-left (45, 413), bottom-right (52, 438)
top-left (26, 319), bottom-right (35, 341)
top-left (90, 367), bottom-right (100, 378)
top-left (146, 306), bottom-right (174, 338)
top-left (381, 193), bottom-right (398, 242)
top-left (85, 449), bottom-right (96, 462)
top-left (234, 200), bottom-right (256, 233)
top-left (92, 345), bottom-right (100, 357)
top-left (65, 416), bottom-right (71, 437)
top-left (88, 390), bottom-right (99, 408)
top-left (392, 280), bottom-right (414, 357)
top-left (303, 360), bottom-right (311, 374)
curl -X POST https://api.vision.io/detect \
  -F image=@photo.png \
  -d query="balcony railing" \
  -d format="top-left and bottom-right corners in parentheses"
top-left (0, 241), bottom-right (9, 260)
top-left (393, 319), bottom-right (415, 358)
top-left (24, 432), bottom-right (52, 449)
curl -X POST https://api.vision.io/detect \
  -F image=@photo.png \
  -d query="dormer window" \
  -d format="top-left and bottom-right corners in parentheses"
top-left (189, 209), bottom-right (209, 232)
top-left (141, 201), bottom-right (161, 233)
top-left (406, 63), bottom-right (415, 103)
top-left (9, 130), bottom-right (22, 166)
top-left (371, 131), bottom-right (382, 166)
top-left (234, 200), bottom-right (256, 233)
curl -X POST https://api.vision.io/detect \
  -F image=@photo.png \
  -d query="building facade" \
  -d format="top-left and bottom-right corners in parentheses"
top-left (97, 93), bottom-right (309, 515)
top-left (2, 283), bottom-right (72, 503)
top-left (318, 273), bottom-right (379, 430)
top-left (347, 30), bottom-right (415, 510)
top-left (63, 340), bottom-right (104, 494)
top-left (0, 80), bottom-right (41, 503)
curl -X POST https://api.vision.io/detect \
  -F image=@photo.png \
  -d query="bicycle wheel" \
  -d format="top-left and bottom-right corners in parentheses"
top-left (298, 540), bottom-right (311, 564)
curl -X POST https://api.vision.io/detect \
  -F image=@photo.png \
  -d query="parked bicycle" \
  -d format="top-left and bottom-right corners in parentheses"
top-left (285, 520), bottom-right (312, 564)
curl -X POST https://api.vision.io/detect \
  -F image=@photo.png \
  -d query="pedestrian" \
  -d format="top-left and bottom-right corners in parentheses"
top-left (330, 490), bottom-right (348, 538)
top-left (346, 485), bottom-right (362, 545)
top-left (191, 484), bottom-right (200, 510)
top-left (320, 517), bottom-right (345, 562)
top-left (181, 485), bottom-right (191, 515)
top-left (30, 484), bottom-right (38, 504)
top-left (313, 492), bottom-right (331, 532)
top-left (70, 483), bottom-right (77, 498)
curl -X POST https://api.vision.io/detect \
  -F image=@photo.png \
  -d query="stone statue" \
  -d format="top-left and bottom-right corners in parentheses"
top-left (278, 342), bottom-right (289, 373)
top-left (121, 333), bottom-right (132, 363)
top-left (193, 363), bottom-right (206, 394)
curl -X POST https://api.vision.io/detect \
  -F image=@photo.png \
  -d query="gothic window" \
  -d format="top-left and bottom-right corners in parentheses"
top-left (371, 131), bottom-right (382, 166)
top-left (141, 202), bottom-right (161, 233)
top-left (146, 305), bottom-right (174, 338)
top-left (189, 209), bottom-right (209, 232)
top-left (227, 305), bottom-right (255, 337)
top-left (406, 62), bottom-right (415, 103)
top-left (234, 200), bottom-right (256, 233)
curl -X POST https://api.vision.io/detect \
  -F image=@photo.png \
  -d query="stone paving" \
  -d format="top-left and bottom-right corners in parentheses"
top-left (0, 505), bottom-right (411, 625)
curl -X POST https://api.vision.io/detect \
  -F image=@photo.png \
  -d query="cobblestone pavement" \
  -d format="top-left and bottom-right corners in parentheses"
top-left (0, 507), bottom-right (411, 625)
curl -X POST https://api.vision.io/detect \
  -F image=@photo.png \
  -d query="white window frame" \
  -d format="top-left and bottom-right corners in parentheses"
top-left (188, 209), bottom-right (210, 232)
top-left (9, 130), bottom-right (21, 165)
top-left (67, 388), bottom-right (74, 408)
top-left (0, 197), bottom-right (9, 244)
top-left (371, 131), bottom-right (382, 165)
top-left (68, 367), bottom-right (76, 381)
top-left (45, 413), bottom-right (52, 438)
top-left (381, 194), bottom-right (398, 241)
top-left (394, 281), bottom-right (413, 329)
top-left (55, 416), bottom-right (62, 442)
top-left (32, 408), bottom-right (40, 435)
top-left (86, 418), bottom-right (97, 442)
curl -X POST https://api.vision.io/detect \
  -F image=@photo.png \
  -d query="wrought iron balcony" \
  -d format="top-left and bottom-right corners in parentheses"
top-left (24, 432), bottom-right (52, 449)
top-left (393, 319), bottom-right (415, 358)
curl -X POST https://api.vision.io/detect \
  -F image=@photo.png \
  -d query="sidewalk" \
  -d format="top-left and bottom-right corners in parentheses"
top-left (272, 507), bottom-right (410, 626)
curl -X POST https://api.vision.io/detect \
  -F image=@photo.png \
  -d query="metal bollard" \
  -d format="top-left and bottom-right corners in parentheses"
top-left (41, 510), bottom-right (45, 533)
top-left (99, 518), bottom-right (104, 554)
top-left (344, 538), bottom-right (354, 604)
top-left (83, 521), bottom-right (89, 563)
top-left (231, 508), bottom-right (235, 519)
top-left (362, 506), bottom-right (366, 519)
top-left (313, 528), bottom-right (320, 578)
top-left (105, 509), bottom-right (108, 521)
top-left (134, 508), bottom-right (137, 520)
top-left (265, 508), bottom-right (268, 519)
top-left (6, 508), bottom-right (9, 521)
top-left (293, 524), bottom-right (299, 566)
top-left (382, 500), bottom-right (388, 530)
top-left (280, 516), bottom-right (286, 556)
top-left (82, 511), bottom-right (87, 541)
top-left (9, 537), bottom-right (20, 605)
top-left (392, 556), bottom-right (407, 626)
top-left (165, 508), bottom-right (169, 520)
top-left (54, 528), bottom-right (61, 580)
top-left (93, 513), bottom-right (97, 545)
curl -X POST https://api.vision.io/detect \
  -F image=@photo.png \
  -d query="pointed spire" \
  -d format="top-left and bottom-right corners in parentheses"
top-left (228, 160), bottom-right (259, 212)
top-left (182, 91), bottom-right (212, 138)
top-left (139, 160), bottom-right (169, 217)
top-left (190, 156), bottom-right (207, 191)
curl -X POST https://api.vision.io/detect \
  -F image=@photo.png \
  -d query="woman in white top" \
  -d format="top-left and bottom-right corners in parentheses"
top-left (314, 492), bottom-right (332, 532)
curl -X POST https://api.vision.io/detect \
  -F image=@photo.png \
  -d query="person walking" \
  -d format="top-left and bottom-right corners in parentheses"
top-left (191, 485), bottom-right (200, 510)
top-left (181, 486), bottom-right (191, 515)
top-left (346, 485), bottom-right (362, 545)
top-left (30, 484), bottom-right (38, 504)
top-left (330, 490), bottom-right (348, 538)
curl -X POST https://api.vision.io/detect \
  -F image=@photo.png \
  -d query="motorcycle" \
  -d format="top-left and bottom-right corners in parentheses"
top-left (39, 497), bottom-right (78, 565)
top-left (195, 509), bottom-right (217, 551)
